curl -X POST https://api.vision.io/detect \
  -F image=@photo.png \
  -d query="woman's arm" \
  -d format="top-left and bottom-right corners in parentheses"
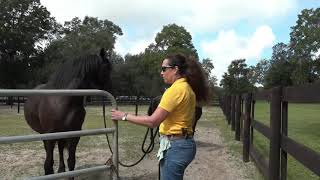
top-left (111, 107), bottom-right (169, 128)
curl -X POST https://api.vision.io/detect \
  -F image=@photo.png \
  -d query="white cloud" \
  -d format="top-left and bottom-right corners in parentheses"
top-left (41, 0), bottom-right (296, 33)
top-left (182, 0), bottom-right (296, 32)
top-left (115, 36), bottom-right (150, 56)
top-left (201, 25), bottom-right (275, 83)
top-left (311, 49), bottom-right (320, 60)
top-left (114, 29), bottom-right (160, 56)
top-left (40, 0), bottom-right (294, 80)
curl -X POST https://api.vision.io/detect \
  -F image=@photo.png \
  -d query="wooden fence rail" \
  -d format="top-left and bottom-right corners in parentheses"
top-left (220, 82), bottom-right (320, 180)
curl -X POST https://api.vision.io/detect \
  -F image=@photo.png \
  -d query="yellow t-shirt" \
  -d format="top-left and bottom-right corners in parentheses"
top-left (158, 78), bottom-right (196, 135)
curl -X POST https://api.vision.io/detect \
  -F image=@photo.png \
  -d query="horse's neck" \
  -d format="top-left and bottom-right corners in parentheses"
top-left (61, 79), bottom-right (85, 106)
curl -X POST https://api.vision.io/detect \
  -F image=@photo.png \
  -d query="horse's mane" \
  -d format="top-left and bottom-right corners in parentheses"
top-left (47, 54), bottom-right (104, 89)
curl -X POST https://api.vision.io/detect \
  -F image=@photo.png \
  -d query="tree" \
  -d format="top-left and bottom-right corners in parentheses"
top-left (62, 16), bottom-right (122, 56)
top-left (290, 8), bottom-right (320, 59)
top-left (220, 59), bottom-right (253, 94)
top-left (247, 59), bottom-right (270, 87)
top-left (112, 54), bottom-right (164, 97)
top-left (44, 16), bottom-right (122, 64)
top-left (248, 59), bottom-right (270, 86)
top-left (202, 58), bottom-right (214, 76)
top-left (113, 23), bottom-right (202, 97)
top-left (264, 43), bottom-right (293, 88)
top-left (151, 23), bottom-right (198, 58)
top-left (0, 0), bottom-right (59, 88)
top-left (201, 58), bottom-right (217, 96)
top-left (119, 23), bottom-right (201, 97)
top-left (255, 59), bottom-right (271, 86)
top-left (140, 24), bottom-right (198, 82)
top-left (34, 16), bottom-right (123, 87)
top-left (289, 8), bottom-right (320, 84)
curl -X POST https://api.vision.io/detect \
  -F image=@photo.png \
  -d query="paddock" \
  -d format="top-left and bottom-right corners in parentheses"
top-left (0, 89), bottom-right (119, 180)
top-left (0, 98), bottom-right (259, 179)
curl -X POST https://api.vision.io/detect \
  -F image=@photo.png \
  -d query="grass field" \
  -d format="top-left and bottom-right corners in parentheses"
top-left (0, 104), bottom-right (262, 179)
top-left (253, 101), bottom-right (320, 180)
top-left (0, 104), bottom-right (155, 179)
top-left (2, 102), bottom-right (318, 179)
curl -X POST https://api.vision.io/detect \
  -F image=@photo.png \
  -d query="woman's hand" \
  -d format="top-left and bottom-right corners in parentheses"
top-left (111, 109), bottom-right (127, 121)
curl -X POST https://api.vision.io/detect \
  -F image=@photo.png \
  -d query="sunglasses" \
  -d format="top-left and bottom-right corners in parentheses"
top-left (161, 66), bottom-right (174, 72)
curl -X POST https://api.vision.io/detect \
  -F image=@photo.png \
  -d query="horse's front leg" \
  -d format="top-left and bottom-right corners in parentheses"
top-left (65, 106), bottom-right (85, 179)
top-left (67, 137), bottom-right (80, 180)
top-left (58, 140), bottom-right (66, 173)
top-left (43, 140), bottom-right (56, 175)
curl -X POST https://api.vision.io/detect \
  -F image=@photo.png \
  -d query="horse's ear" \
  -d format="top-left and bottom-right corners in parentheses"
top-left (99, 48), bottom-right (110, 64)
top-left (100, 48), bottom-right (106, 58)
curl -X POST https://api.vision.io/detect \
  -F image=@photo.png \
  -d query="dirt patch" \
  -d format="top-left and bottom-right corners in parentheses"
top-left (116, 126), bottom-right (255, 180)
top-left (185, 127), bottom-right (250, 180)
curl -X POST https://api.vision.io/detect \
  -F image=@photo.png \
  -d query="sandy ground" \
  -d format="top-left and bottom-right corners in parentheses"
top-left (0, 105), bottom-right (258, 180)
top-left (116, 126), bottom-right (257, 180)
top-left (0, 124), bottom-right (258, 180)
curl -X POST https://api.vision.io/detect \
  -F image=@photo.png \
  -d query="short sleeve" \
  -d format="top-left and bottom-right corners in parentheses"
top-left (158, 86), bottom-right (183, 112)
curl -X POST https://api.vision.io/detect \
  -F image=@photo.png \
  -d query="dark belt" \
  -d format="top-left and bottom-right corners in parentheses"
top-left (165, 134), bottom-right (193, 140)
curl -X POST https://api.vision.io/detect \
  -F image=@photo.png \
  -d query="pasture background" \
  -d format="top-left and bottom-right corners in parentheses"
top-left (0, 102), bottom-right (318, 179)
top-left (0, 104), bottom-right (157, 179)
top-left (252, 101), bottom-right (320, 180)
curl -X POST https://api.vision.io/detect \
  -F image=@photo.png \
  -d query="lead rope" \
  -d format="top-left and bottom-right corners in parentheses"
top-left (102, 98), bottom-right (159, 167)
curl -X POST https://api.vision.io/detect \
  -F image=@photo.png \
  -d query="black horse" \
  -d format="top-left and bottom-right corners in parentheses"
top-left (24, 49), bottom-right (112, 176)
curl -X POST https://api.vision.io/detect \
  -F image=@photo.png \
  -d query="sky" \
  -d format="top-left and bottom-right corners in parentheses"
top-left (40, 0), bottom-right (320, 82)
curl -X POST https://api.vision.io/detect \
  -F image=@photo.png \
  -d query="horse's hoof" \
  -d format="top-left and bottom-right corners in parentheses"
top-left (58, 168), bottom-right (66, 173)
top-left (44, 169), bottom-right (54, 175)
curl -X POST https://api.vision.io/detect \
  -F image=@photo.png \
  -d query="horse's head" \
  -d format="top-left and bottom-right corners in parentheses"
top-left (46, 48), bottom-right (113, 91)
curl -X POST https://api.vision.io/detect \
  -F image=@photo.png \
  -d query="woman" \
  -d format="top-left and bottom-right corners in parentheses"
top-left (111, 53), bottom-right (209, 180)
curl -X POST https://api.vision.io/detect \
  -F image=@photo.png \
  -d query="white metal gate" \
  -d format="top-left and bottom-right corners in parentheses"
top-left (0, 89), bottom-right (119, 180)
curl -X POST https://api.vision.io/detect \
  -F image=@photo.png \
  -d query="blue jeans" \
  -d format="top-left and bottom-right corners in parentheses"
top-left (160, 137), bottom-right (196, 180)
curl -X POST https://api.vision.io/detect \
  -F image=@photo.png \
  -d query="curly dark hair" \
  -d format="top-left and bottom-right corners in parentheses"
top-left (165, 53), bottom-right (209, 103)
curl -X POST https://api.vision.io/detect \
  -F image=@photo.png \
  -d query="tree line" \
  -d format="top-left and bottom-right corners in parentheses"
top-left (0, 0), bottom-right (216, 99)
top-left (1, 1), bottom-right (318, 99)
top-left (220, 8), bottom-right (320, 95)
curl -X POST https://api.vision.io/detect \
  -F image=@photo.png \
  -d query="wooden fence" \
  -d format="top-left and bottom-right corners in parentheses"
top-left (220, 83), bottom-right (320, 180)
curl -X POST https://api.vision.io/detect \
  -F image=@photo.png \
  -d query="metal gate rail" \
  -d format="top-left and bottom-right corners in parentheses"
top-left (0, 89), bottom-right (119, 180)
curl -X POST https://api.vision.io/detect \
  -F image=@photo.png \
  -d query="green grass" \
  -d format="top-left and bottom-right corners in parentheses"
top-left (253, 101), bottom-right (320, 180)
top-left (0, 104), bottom-right (263, 180)
top-left (0, 104), bottom-right (158, 179)
top-left (8, 103), bottom-right (319, 180)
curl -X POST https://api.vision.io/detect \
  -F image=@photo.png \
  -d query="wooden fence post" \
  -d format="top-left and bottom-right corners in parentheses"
top-left (220, 96), bottom-right (224, 115)
top-left (269, 87), bottom-right (282, 180)
top-left (281, 101), bottom-right (288, 180)
top-left (231, 95), bottom-right (235, 131)
top-left (251, 100), bottom-right (255, 145)
top-left (240, 97), bottom-right (244, 139)
top-left (243, 93), bottom-right (252, 162)
top-left (17, 96), bottom-right (20, 113)
top-left (227, 95), bottom-right (231, 125)
top-left (222, 95), bottom-right (227, 118)
top-left (235, 95), bottom-right (241, 141)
